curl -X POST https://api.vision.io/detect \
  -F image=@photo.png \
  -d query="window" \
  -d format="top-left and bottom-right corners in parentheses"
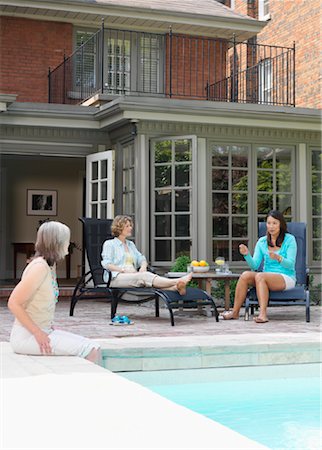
top-left (75, 28), bottom-right (163, 96)
top-left (151, 138), bottom-right (194, 264)
top-left (105, 35), bottom-right (131, 94)
top-left (138, 35), bottom-right (162, 93)
top-left (311, 148), bottom-right (322, 263)
top-left (211, 144), bottom-right (294, 263)
top-left (211, 144), bottom-right (250, 262)
top-left (258, 58), bottom-right (272, 104)
top-left (258, 0), bottom-right (270, 20)
top-left (256, 146), bottom-right (294, 220)
top-left (75, 30), bottom-right (98, 92)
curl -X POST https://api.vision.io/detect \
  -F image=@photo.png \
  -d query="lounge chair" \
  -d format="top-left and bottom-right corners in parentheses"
top-left (244, 222), bottom-right (310, 322)
top-left (70, 217), bottom-right (219, 326)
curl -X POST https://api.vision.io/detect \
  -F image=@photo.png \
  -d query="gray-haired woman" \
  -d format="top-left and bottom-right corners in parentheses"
top-left (8, 221), bottom-right (100, 363)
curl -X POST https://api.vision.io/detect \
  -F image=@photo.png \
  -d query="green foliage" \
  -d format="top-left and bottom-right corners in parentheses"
top-left (170, 255), bottom-right (198, 287)
top-left (308, 274), bottom-right (322, 305)
top-left (170, 255), bottom-right (191, 272)
top-left (212, 279), bottom-right (238, 307)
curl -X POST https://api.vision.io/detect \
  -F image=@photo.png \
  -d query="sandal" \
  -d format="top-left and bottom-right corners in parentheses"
top-left (222, 311), bottom-right (239, 320)
top-left (253, 317), bottom-right (269, 323)
top-left (110, 315), bottom-right (134, 326)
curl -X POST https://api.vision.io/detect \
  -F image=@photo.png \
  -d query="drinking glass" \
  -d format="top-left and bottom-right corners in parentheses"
top-left (215, 256), bottom-right (225, 273)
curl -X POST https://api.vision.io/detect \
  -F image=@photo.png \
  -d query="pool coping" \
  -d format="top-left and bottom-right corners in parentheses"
top-left (2, 332), bottom-right (320, 450)
top-left (98, 332), bottom-right (322, 372)
top-left (1, 341), bottom-right (268, 450)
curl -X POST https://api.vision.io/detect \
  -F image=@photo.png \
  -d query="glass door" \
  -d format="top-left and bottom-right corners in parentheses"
top-left (86, 150), bottom-right (114, 218)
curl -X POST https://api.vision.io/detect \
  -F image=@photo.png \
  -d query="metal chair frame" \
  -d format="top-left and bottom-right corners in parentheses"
top-left (70, 217), bottom-right (219, 326)
top-left (244, 222), bottom-right (310, 322)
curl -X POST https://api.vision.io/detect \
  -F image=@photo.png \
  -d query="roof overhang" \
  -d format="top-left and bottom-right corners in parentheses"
top-left (0, 0), bottom-right (266, 40)
top-left (1, 97), bottom-right (321, 132)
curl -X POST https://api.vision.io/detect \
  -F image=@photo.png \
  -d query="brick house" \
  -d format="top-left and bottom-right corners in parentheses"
top-left (0, 0), bottom-right (320, 281)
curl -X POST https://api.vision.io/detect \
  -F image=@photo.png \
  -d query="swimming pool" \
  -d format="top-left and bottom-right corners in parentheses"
top-left (122, 363), bottom-right (321, 450)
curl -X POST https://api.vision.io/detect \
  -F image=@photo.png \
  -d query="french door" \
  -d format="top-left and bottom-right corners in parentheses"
top-left (86, 150), bottom-right (114, 218)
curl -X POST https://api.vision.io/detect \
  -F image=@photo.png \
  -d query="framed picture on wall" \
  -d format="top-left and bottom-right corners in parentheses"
top-left (27, 189), bottom-right (57, 216)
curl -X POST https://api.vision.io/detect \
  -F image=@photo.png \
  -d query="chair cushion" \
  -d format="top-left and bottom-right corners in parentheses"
top-left (248, 286), bottom-right (306, 301)
top-left (158, 287), bottom-right (211, 302)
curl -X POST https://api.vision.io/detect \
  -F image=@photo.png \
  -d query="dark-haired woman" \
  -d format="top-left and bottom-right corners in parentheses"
top-left (8, 221), bottom-right (100, 363)
top-left (223, 210), bottom-right (297, 323)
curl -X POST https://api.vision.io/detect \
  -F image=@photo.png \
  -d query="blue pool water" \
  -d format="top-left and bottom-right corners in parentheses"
top-left (122, 363), bottom-right (321, 449)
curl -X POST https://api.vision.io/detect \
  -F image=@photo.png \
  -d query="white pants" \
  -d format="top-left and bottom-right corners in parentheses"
top-left (10, 325), bottom-right (100, 358)
top-left (110, 271), bottom-right (157, 288)
top-left (280, 274), bottom-right (296, 290)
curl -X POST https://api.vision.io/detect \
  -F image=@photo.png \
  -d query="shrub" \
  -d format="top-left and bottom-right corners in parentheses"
top-left (170, 255), bottom-right (198, 287)
top-left (212, 279), bottom-right (238, 307)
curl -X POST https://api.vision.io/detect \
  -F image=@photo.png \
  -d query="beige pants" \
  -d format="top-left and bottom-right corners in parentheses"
top-left (110, 271), bottom-right (157, 288)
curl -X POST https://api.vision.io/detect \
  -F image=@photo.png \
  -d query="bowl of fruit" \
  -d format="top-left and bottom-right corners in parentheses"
top-left (190, 260), bottom-right (210, 272)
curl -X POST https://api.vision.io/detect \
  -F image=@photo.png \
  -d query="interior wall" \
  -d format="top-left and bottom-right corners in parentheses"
top-left (1, 155), bottom-right (85, 279)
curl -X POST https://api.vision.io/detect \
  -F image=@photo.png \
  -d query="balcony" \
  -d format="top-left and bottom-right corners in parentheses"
top-left (49, 27), bottom-right (295, 107)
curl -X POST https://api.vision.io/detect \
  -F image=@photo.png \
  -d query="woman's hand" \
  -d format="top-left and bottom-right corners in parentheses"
top-left (268, 251), bottom-right (281, 262)
top-left (34, 329), bottom-right (52, 354)
top-left (239, 244), bottom-right (249, 256)
top-left (139, 265), bottom-right (147, 273)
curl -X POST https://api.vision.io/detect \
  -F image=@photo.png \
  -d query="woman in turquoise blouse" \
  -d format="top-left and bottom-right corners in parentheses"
top-left (223, 210), bottom-right (297, 323)
top-left (101, 215), bottom-right (192, 295)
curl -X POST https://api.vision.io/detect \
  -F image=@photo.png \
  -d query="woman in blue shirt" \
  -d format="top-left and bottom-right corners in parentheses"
top-left (223, 210), bottom-right (297, 323)
top-left (101, 215), bottom-right (192, 295)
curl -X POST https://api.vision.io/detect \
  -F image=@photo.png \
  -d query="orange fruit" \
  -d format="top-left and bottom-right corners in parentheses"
top-left (191, 260), bottom-right (200, 266)
top-left (199, 260), bottom-right (208, 266)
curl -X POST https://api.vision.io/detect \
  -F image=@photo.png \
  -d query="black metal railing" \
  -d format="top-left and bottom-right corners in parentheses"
top-left (49, 26), bottom-right (295, 107)
top-left (206, 38), bottom-right (295, 106)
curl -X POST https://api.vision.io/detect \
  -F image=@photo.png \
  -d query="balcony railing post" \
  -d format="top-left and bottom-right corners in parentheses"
top-left (232, 33), bottom-right (237, 102)
top-left (63, 52), bottom-right (66, 104)
top-left (80, 38), bottom-right (84, 101)
top-left (293, 41), bottom-right (296, 107)
top-left (101, 18), bottom-right (105, 94)
top-left (169, 26), bottom-right (172, 98)
top-left (48, 67), bottom-right (51, 103)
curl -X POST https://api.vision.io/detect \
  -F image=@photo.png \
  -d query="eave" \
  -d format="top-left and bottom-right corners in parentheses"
top-left (0, 0), bottom-right (266, 40)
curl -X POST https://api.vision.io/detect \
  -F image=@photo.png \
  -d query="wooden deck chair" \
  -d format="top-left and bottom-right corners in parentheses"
top-left (244, 222), bottom-right (310, 322)
top-left (70, 218), bottom-right (219, 326)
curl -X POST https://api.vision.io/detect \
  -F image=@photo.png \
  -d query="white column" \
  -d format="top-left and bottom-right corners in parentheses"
top-left (297, 143), bottom-right (307, 223)
top-left (195, 138), bottom-right (209, 261)
top-left (135, 133), bottom-right (149, 257)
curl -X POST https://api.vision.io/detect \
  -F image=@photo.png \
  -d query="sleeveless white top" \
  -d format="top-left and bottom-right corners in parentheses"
top-left (12, 257), bottom-right (56, 332)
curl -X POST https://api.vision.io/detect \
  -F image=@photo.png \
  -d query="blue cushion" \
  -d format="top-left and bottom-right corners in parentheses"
top-left (248, 286), bottom-right (307, 301)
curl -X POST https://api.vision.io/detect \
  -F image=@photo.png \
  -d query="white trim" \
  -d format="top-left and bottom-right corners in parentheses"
top-left (258, 0), bottom-right (271, 21)
top-left (297, 143), bottom-right (307, 223)
top-left (86, 150), bottom-right (114, 219)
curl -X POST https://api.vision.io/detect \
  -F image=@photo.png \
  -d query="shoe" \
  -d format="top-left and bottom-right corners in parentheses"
top-left (222, 311), bottom-right (239, 320)
top-left (120, 315), bottom-right (134, 325)
top-left (253, 317), bottom-right (269, 323)
top-left (110, 315), bottom-right (134, 326)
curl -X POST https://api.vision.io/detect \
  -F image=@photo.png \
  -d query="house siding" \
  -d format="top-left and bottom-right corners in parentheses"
top-left (0, 16), bottom-right (73, 102)
top-left (234, 0), bottom-right (321, 109)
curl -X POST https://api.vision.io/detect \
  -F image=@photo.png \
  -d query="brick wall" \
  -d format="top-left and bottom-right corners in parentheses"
top-left (0, 17), bottom-right (73, 102)
top-left (234, 0), bottom-right (321, 109)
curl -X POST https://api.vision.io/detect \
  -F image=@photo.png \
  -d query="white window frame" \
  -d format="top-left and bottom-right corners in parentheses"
top-left (86, 150), bottom-right (114, 219)
top-left (258, 0), bottom-right (271, 21)
top-left (258, 58), bottom-right (272, 105)
top-left (151, 135), bottom-right (197, 266)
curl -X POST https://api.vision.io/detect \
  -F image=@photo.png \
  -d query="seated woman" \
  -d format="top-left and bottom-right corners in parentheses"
top-left (223, 210), bottom-right (297, 323)
top-left (8, 221), bottom-right (100, 363)
top-left (101, 215), bottom-right (192, 295)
